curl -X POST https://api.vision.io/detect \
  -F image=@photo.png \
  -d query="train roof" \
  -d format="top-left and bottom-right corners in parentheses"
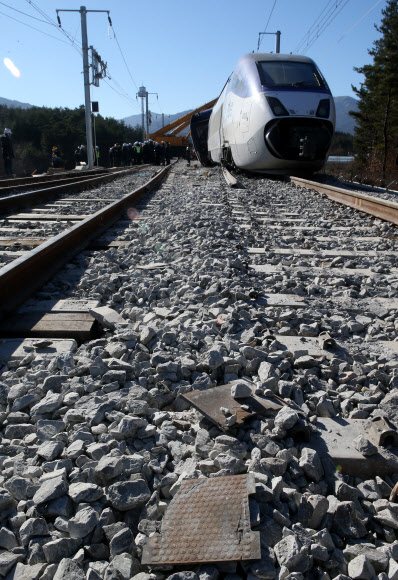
top-left (242, 53), bottom-right (316, 64)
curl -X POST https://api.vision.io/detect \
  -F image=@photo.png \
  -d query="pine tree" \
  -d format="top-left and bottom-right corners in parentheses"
top-left (351, 0), bottom-right (398, 182)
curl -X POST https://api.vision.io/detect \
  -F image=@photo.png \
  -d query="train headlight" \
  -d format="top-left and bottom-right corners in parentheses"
top-left (316, 99), bottom-right (330, 118)
top-left (266, 97), bottom-right (289, 117)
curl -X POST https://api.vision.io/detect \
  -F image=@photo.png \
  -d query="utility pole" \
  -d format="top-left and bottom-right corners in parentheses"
top-left (137, 87), bottom-right (158, 140)
top-left (257, 30), bottom-right (281, 53)
top-left (56, 6), bottom-right (109, 169)
top-left (80, 7), bottom-right (92, 168)
top-left (137, 86), bottom-right (147, 142)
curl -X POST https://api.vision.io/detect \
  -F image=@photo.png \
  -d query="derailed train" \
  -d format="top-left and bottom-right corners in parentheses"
top-left (190, 53), bottom-right (335, 175)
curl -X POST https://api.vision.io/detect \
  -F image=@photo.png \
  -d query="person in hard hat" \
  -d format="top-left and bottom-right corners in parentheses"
top-left (51, 146), bottom-right (61, 168)
top-left (121, 143), bottom-right (129, 166)
top-left (1, 128), bottom-right (14, 177)
top-left (186, 145), bottom-right (191, 166)
top-left (95, 146), bottom-right (100, 167)
top-left (74, 146), bottom-right (81, 167)
top-left (135, 142), bottom-right (142, 165)
top-left (113, 143), bottom-right (121, 167)
top-left (79, 144), bottom-right (87, 164)
top-left (165, 142), bottom-right (171, 165)
top-left (159, 142), bottom-right (166, 166)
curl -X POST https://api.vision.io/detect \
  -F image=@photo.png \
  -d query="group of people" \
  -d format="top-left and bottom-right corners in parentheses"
top-left (109, 140), bottom-right (171, 167)
top-left (1, 128), bottom-right (176, 177)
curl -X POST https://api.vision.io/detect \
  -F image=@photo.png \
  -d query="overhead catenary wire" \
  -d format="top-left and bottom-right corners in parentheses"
top-left (294, 0), bottom-right (336, 53)
top-left (0, 8), bottom-right (71, 45)
top-left (258, 0), bottom-right (278, 50)
top-left (108, 19), bottom-right (139, 91)
top-left (300, 0), bottom-right (351, 54)
top-left (0, 0), bottom-right (54, 25)
top-left (25, 0), bottom-right (83, 54)
top-left (103, 78), bottom-right (140, 111)
top-left (11, 1), bottom-right (140, 116)
top-left (320, 0), bottom-right (384, 57)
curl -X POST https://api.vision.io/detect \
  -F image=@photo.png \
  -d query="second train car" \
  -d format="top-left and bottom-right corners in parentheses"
top-left (191, 53), bottom-right (335, 175)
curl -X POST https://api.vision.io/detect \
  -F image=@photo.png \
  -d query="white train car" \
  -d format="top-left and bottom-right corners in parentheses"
top-left (206, 53), bottom-right (335, 175)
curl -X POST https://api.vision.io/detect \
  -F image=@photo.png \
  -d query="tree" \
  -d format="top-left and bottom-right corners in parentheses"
top-left (330, 131), bottom-right (354, 156)
top-left (350, 0), bottom-right (398, 182)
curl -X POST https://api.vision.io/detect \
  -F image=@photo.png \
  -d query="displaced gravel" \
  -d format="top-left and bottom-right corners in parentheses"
top-left (0, 160), bottom-right (398, 579)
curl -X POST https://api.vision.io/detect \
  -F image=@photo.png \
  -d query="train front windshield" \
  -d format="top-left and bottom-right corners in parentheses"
top-left (257, 61), bottom-right (327, 89)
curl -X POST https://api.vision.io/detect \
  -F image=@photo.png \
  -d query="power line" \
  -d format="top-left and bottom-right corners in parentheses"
top-left (0, 8), bottom-right (71, 45)
top-left (103, 78), bottom-right (140, 111)
top-left (0, 0), bottom-right (54, 25)
top-left (301, 0), bottom-right (351, 54)
top-left (258, 0), bottom-right (278, 50)
top-left (264, 0), bottom-right (277, 33)
top-left (25, 0), bottom-right (83, 54)
top-left (108, 21), bottom-right (139, 90)
top-left (320, 0), bottom-right (384, 56)
top-left (10, 1), bottom-right (140, 116)
top-left (295, 0), bottom-right (335, 53)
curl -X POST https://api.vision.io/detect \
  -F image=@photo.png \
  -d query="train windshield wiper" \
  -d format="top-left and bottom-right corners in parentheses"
top-left (290, 80), bottom-right (316, 87)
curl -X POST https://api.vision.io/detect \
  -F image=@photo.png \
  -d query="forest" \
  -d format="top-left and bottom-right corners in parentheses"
top-left (0, 104), bottom-right (141, 174)
top-left (329, 132), bottom-right (354, 157)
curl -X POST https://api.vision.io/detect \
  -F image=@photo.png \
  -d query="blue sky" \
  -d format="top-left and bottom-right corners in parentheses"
top-left (0, 0), bottom-right (386, 120)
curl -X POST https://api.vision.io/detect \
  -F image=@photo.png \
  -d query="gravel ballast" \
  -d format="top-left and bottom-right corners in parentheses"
top-left (0, 160), bottom-right (397, 579)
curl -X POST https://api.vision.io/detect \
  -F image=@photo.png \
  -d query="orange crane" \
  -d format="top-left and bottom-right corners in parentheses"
top-left (149, 98), bottom-right (217, 147)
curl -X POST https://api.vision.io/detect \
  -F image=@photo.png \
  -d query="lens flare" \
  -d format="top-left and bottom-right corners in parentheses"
top-left (127, 207), bottom-right (140, 221)
top-left (4, 58), bottom-right (21, 78)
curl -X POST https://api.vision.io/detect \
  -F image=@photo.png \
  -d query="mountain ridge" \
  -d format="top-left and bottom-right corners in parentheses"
top-left (0, 95), bottom-right (360, 135)
top-left (122, 96), bottom-right (359, 136)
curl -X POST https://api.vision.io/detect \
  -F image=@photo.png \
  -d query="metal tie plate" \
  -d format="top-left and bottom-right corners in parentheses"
top-left (141, 473), bottom-right (261, 565)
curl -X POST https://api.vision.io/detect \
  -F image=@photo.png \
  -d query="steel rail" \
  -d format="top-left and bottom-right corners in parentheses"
top-left (0, 168), bottom-right (108, 189)
top-left (222, 167), bottom-right (238, 188)
top-left (290, 176), bottom-right (398, 226)
top-left (0, 172), bottom-right (114, 195)
top-left (0, 168), bottom-right (141, 213)
top-left (0, 165), bottom-right (171, 321)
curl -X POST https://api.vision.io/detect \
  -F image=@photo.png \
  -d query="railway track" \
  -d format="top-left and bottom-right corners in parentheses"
top-left (0, 160), bottom-right (398, 578)
top-left (0, 166), bottom-right (129, 191)
top-left (290, 175), bottom-right (398, 226)
top-left (0, 165), bottom-right (168, 323)
top-left (0, 166), bottom-right (149, 213)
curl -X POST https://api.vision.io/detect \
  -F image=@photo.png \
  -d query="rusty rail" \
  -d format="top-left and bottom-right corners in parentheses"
top-left (290, 176), bottom-right (398, 226)
top-left (0, 166), bottom-right (170, 321)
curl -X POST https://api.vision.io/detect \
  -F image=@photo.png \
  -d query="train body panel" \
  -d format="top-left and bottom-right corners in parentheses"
top-left (206, 53), bottom-right (335, 174)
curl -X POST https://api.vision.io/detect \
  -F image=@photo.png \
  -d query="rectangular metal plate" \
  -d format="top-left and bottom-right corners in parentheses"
top-left (311, 417), bottom-right (398, 479)
top-left (272, 335), bottom-right (326, 358)
top-left (255, 294), bottom-right (306, 308)
top-left (142, 474), bottom-right (260, 565)
top-left (181, 380), bottom-right (285, 431)
top-left (0, 338), bottom-right (77, 361)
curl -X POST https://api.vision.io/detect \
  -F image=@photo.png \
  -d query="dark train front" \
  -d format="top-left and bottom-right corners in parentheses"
top-left (191, 53), bottom-right (335, 175)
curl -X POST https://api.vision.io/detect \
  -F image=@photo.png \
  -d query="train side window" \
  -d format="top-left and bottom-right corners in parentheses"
top-left (229, 73), bottom-right (246, 97)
